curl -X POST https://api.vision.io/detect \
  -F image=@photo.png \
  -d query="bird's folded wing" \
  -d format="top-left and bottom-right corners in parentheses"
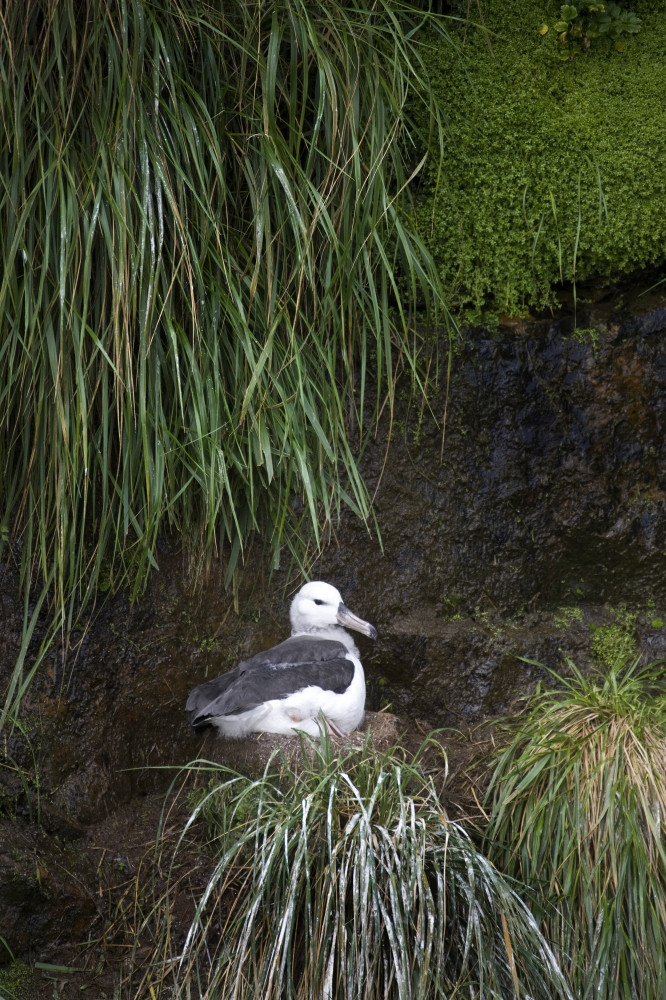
top-left (187, 636), bottom-right (355, 725)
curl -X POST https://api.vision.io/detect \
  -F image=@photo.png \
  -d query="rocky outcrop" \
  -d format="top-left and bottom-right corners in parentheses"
top-left (2, 279), bottom-right (666, 970)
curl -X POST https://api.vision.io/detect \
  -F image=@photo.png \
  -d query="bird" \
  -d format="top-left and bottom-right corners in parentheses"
top-left (186, 581), bottom-right (377, 738)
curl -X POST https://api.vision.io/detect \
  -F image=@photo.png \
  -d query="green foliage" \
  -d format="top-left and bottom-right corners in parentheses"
top-left (0, 0), bottom-right (447, 724)
top-left (589, 606), bottom-right (637, 666)
top-left (485, 658), bottom-right (666, 1000)
top-left (553, 604), bottom-right (584, 628)
top-left (0, 961), bottom-right (32, 999)
top-left (135, 735), bottom-right (572, 1000)
top-left (415, 1), bottom-right (666, 321)
top-left (544, 2), bottom-right (642, 59)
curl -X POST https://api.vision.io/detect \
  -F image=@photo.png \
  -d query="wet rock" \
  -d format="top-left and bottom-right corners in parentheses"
top-left (0, 818), bottom-right (98, 960)
top-left (308, 287), bottom-right (666, 725)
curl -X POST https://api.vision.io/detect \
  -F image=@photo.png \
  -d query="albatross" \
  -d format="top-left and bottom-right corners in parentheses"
top-left (186, 581), bottom-right (377, 738)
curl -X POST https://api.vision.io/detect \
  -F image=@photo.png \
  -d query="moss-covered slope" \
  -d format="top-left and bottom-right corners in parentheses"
top-left (416, 1), bottom-right (666, 321)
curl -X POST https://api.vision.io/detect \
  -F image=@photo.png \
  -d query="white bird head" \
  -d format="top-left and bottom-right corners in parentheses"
top-left (289, 581), bottom-right (377, 639)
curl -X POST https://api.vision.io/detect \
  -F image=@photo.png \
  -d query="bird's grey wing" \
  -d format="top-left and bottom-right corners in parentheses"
top-left (187, 636), bottom-right (354, 729)
top-left (185, 668), bottom-right (239, 718)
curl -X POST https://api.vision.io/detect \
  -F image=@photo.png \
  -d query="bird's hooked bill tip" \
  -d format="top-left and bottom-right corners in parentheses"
top-left (337, 603), bottom-right (378, 640)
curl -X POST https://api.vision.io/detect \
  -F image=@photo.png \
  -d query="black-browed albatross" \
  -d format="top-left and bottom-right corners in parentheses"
top-left (186, 581), bottom-right (377, 738)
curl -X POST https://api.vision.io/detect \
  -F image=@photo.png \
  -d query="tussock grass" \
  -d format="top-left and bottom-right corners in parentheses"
top-left (485, 659), bottom-right (666, 1000)
top-left (130, 734), bottom-right (571, 999)
top-left (0, 0), bottom-right (449, 726)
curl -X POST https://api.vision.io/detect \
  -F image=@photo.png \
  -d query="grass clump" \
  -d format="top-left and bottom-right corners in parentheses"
top-left (0, 0), bottom-right (448, 727)
top-left (485, 658), bottom-right (666, 1000)
top-left (415, 0), bottom-right (666, 321)
top-left (133, 735), bottom-right (571, 1000)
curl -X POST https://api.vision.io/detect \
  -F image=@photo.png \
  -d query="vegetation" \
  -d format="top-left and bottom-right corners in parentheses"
top-left (415, 0), bottom-right (666, 321)
top-left (0, 961), bottom-right (33, 1000)
top-left (543, 2), bottom-right (643, 59)
top-left (0, 0), bottom-right (448, 727)
top-left (4, 3), bottom-right (666, 997)
top-left (130, 734), bottom-right (572, 1000)
top-left (589, 605), bottom-right (638, 666)
top-left (485, 658), bottom-right (666, 1000)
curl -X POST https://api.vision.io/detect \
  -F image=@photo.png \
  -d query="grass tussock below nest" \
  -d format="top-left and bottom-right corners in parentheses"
top-left (29, 660), bottom-right (666, 1000)
top-left (125, 730), bottom-right (570, 1000)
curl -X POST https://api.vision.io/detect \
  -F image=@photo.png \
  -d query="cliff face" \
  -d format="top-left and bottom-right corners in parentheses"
top-left (311, 285), bottom-right (666, 724)
top-left (2, 283), bottom-right (666, 970)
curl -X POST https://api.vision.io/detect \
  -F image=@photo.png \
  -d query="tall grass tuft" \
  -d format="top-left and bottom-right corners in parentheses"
top-left (132, 735), bottom-right (571, 999)
top-left (0, 0), bottom-right (448, 724)
top-left (485, 659), bottom-right (666, 1000)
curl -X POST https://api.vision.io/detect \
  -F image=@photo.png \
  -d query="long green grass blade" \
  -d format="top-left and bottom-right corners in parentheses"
top-left (132, 735), bottom-right (571, 1000)
top-left (485, 658), bottom-right (666, 1000)
top-left (0, 0), bottom-right (452, 725)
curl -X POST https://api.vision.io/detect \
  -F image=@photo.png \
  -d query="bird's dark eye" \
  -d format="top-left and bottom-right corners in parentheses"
top-left (313, 599), bottom-right (324, 606)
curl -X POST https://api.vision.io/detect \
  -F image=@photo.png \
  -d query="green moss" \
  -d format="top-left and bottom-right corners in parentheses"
top-left (589, 606), bottom-right (638, 667)
top-left (441, 592), bottom-right (465, 619)
top-left (554, 605), bottom-right (584, 628)
top-left (415, 1), bottom-right (666, 321)
top-left (0, 961), bottom-right (33, 999)
top-left (570, 326), bottom-right (600, 356)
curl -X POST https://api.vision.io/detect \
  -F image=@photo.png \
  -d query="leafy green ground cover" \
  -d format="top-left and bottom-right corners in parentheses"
top-left (415, 0), bottom-right (666, 321)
